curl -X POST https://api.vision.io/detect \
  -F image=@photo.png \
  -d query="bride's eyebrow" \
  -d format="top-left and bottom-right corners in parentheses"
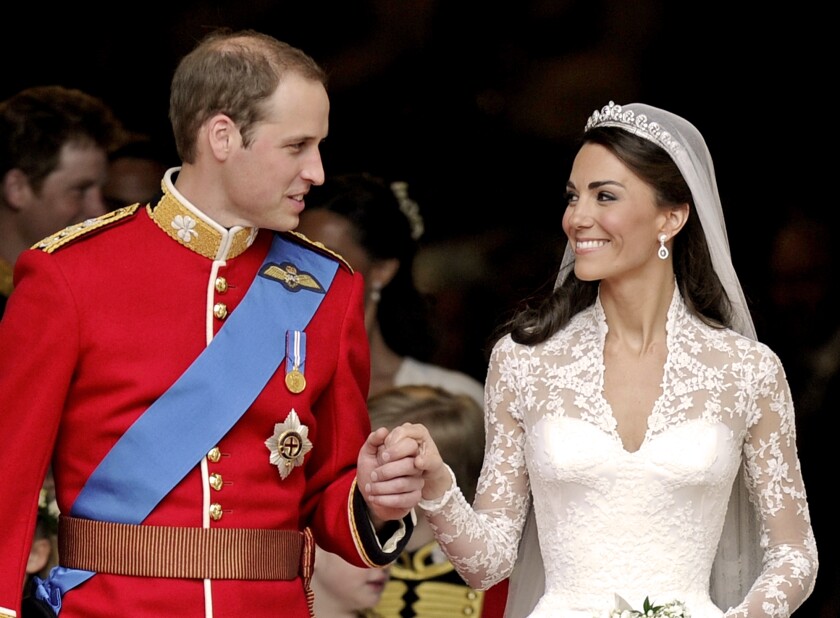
top-left (588, 180), bottom-right (624, 190)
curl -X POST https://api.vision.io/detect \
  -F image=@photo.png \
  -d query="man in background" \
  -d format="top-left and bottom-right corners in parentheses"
top-left (0, 85), bottom-right (124, 316)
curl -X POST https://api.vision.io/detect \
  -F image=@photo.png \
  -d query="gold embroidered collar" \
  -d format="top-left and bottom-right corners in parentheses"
top-left (148, 168), bottom-right (257, 261)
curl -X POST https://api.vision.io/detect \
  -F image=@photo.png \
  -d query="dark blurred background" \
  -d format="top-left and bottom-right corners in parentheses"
top-left (3, 3), bottom-right (835, 614)
top-left (3, 2), bottom-right (829, 347)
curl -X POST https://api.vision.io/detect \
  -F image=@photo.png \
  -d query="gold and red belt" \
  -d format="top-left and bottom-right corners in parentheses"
top-left (58, 515), bottom-right (313, 581)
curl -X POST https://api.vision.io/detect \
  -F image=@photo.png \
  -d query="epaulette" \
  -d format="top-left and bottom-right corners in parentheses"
top-left (284, 230), bottom-right (353, 273)
top-left (33, 204), bottom-right (140, 254)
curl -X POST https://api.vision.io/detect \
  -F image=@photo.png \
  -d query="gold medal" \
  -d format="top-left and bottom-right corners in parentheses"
top-left (285, 369), bottom-right (306, 394)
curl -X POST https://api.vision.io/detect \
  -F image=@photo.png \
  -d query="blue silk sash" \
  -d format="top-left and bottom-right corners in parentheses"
top-left (34, 233), bottom-right (339, 613)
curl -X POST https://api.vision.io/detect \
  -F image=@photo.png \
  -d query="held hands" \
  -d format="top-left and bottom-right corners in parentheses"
top-left (356, 423), bottom-right (452, 526)
top-left (357, 427), bottom-right (423, 525)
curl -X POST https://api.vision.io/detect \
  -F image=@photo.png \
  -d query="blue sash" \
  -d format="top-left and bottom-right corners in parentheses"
top-left (34, 233), bottom-right (339, 613)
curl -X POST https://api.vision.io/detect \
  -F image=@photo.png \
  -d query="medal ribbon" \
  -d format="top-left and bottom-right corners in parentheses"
top-left (285, 330), bottom-right (307, 392)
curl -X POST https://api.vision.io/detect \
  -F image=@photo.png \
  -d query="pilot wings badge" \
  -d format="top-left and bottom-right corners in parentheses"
top-left (260, 262), bottom-right (325, 293)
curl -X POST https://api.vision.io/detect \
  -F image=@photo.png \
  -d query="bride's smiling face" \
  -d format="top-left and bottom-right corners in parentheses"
top-left (562, 142), bottom-right (668, 283)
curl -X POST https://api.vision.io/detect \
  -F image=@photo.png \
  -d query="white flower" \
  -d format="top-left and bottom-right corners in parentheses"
top-left (601, 597), bottom-right (690, 618)
top-left (172, 215), bottom-right (198, 242)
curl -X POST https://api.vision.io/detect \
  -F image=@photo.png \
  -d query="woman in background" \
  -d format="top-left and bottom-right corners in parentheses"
top-left (296, 172), bottom-right (484, 405)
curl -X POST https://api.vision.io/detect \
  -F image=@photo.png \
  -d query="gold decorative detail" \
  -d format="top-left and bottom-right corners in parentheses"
top-left (209, 503), bottom-right (223, 521)
top-left (215, 277), bottom-right (228, 293)
top-left (209, 473), bottom-right (223, 491)
top-left (376, 579), bottom-right (408, 617)
top-left (265, 409), bottom-right (312, 480)
top-left (207, 447), bottom-right (221, 463)
top-left (285, 369), bottom-right (306, 394)
top-left (213, 303), bottom-right (228, 319)
top-left (413, 581), bottom-right (484, 617)
top-left (377, 540), bottom-right (485, 618)
top-left (390, 541), bottom-right (456, 581)
top-left (287, 230), bottom-right (352, 272)
top-left (261, 263), bottom-right (324, 293)
top-left (33, 204), bottom-right (140, 254)
top-left (148, 190), bottom-right (254, 260)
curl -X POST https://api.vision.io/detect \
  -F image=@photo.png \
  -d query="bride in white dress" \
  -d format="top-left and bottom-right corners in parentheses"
top-left (370, 102), bottom-right (818, 617)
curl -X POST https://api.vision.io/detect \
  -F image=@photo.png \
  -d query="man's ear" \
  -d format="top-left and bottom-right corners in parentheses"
top-left (2, 169), bottom-right (35, 211)
top-left (205, 114), bottom-right (239, 161)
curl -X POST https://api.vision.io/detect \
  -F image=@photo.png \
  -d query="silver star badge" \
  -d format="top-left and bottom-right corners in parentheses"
top-left (265, 409), bottom-right (313, 480)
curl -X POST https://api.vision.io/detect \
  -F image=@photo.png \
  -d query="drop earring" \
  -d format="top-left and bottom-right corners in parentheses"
top-left (657, 234), bottom-right (669, 260)
top-left (369, 283), bottom-right (382, 303)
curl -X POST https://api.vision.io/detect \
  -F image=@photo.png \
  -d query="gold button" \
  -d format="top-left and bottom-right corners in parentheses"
top-left (207, 447), bottom-right (221, 463)
top-left (215, 277), bottom-right (228, 293)
top-left (466, 591), bottom-right (477, 600)
top-left (462, 608), bottom-right (474, 615)
top-left (213, 303), bottom-right (228, 319)
top-left (209, 503), bottom-right (223, 521)
top-left (209, 473), bottom-right (223, 491)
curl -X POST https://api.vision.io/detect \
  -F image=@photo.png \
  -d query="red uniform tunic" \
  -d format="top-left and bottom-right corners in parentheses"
top-left (0, 182), bottom-right (403, 617)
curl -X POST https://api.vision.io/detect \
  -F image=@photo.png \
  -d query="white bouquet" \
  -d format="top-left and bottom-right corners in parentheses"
top-left (600, 595), bottom-right (690, 618)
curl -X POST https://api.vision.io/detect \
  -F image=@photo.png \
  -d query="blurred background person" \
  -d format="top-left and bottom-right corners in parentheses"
top-left (296, 172), bottom-right (485, 404)
top-left (367, 384), bottom-right (506, 618)
top-left (0, 85), bottom-right (123, 607)
top-left (0, 85), bottom-right (124, 316)
top-left (102, 132), bottom-right (171, 211)
top-left (21, 485), bottom-right (58, 608)
top-left (757, 207), bottom-right (840, 618)
top-left (311, 546), bottom-right (390, 618)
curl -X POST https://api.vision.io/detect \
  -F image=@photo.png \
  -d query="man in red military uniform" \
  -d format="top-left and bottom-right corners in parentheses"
top-left (0, 29), bottom-right (420, 618)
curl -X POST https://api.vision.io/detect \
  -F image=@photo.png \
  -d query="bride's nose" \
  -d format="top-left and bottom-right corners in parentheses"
top-left (563, 201), bottom-right (594, 231)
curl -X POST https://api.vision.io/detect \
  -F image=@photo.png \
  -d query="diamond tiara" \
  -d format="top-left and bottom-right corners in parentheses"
top-left (584, 101), bottom-right (682, 155)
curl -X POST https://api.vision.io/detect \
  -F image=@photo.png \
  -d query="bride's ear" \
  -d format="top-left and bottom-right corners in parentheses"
top-left (664, 202), bottom-right (690, 237)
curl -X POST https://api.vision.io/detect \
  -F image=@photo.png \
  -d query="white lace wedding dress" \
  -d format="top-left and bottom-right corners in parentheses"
top-left (420, 290), bottom-right (817, 618)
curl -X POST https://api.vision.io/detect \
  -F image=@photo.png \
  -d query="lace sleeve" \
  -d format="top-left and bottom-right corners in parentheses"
top-left (419, 337), bottom-right (531, 590)
top-left (724, 348), bottom-right (818, 617)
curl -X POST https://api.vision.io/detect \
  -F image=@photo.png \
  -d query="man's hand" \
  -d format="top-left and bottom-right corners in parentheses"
top-left (356, 427), bottom-right (424, 526)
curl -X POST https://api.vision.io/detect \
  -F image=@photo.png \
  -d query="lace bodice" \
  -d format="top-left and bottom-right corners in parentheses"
top-left (421, 291), bottom-right (817, 618)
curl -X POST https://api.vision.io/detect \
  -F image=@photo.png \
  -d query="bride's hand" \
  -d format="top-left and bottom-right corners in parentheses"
top-left (381, 422), bottom-right (452, 501)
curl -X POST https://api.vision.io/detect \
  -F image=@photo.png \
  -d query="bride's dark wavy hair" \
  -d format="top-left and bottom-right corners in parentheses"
top-left (501, 126), bottom-right (732, 346)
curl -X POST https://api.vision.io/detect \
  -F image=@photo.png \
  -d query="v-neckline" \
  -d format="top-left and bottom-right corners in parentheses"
top-left (600, 381), bottom-right (664, 454)
top-left (594, 293), bottom-right (676, 455)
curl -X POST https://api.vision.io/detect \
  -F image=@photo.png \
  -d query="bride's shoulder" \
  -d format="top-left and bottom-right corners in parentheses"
top-left (691, 318), bottom-right (782, 366)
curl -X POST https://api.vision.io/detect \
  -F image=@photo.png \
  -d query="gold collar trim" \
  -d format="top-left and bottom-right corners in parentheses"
top-left (390, 541), bottom-right (455, 580)
top-left (0, 256), bottom-right (13, 297)
top-left (148, 168), bottom-right (257, 261)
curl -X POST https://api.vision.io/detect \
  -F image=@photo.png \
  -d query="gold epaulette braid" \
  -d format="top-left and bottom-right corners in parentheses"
top-left (33, 204), bottom-right (140, 254)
